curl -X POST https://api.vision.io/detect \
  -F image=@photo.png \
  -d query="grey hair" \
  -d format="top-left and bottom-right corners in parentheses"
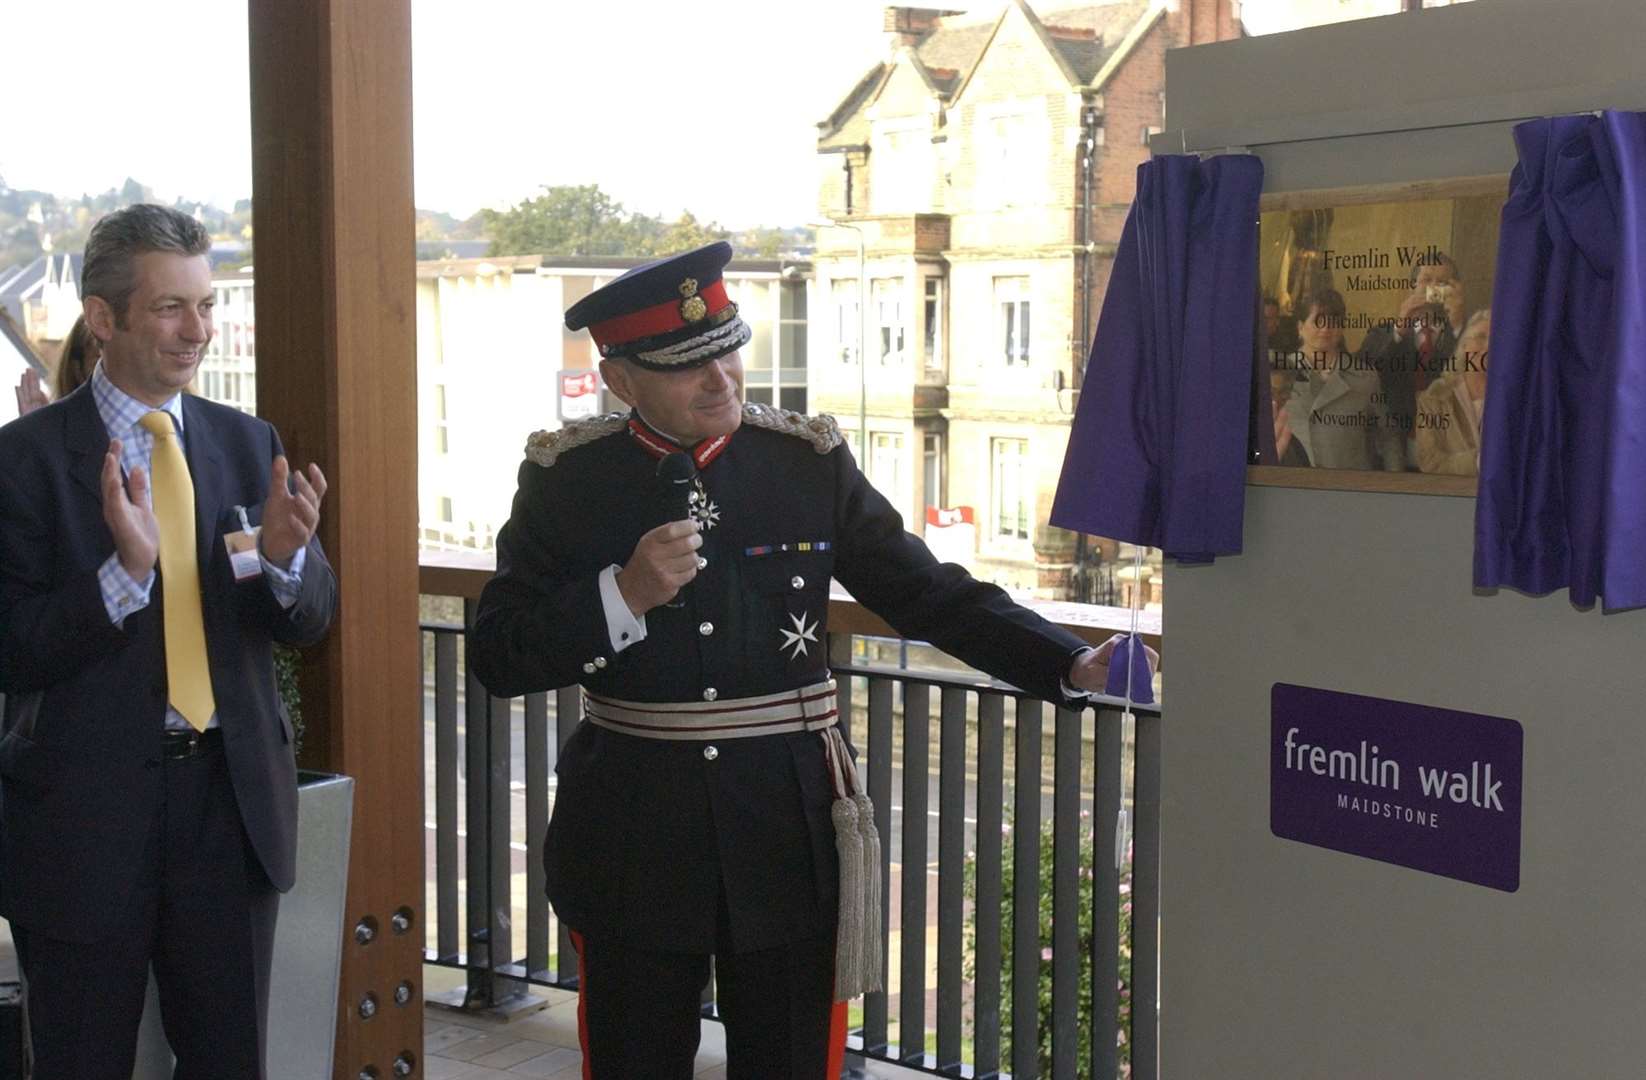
top-left (82, 204), bottom-right (211, 323)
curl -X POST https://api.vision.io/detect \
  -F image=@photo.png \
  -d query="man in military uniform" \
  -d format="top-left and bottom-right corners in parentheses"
top-left (469, 242), bottom-right (1110, 1078)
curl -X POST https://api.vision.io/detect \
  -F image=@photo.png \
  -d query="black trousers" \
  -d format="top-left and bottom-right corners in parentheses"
top-left (13, 737), bottom-right (280, 1080)
top-left (571, 900), bottom-right (845, 1079)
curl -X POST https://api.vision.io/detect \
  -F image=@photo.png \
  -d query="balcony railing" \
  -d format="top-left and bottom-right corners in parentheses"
top-left (418, 558), bottom-right (1161, 1080)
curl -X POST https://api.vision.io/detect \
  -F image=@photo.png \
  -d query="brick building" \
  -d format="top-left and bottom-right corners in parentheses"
top-left (812, 0), bottom-right (1238, 598)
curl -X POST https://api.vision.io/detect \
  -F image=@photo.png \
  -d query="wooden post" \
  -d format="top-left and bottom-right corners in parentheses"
top-left (247, 0), bottom-right (423, 1074)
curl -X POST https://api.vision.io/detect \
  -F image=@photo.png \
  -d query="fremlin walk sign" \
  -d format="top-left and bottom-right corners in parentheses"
top-left (1270, 683), bottom-right (1523, 891)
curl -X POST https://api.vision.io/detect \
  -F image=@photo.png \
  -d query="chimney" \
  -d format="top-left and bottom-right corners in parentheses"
top-left (1166, 0), bottom-right (1243, 47)
top-left (883, 7), bottom-right (964, 49)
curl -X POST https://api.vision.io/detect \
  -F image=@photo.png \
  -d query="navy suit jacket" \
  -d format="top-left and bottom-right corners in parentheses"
top-left (0, 386), bottom-right (336, 943)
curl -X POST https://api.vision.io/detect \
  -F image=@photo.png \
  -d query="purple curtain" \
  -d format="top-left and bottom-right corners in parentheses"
top-left (1050, 154), bottom-right (1264, 563)
top-left (1475, 110), bottom-right (1646, 611)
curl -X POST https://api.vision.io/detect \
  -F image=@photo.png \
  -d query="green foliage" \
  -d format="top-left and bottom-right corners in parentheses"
top-left (273, 643), bottom-right (304, 758)
top-left (482, 183), bottom-right (731, 259)
top-left (656, 211), bottom-right (729, 255)
top-left (964, 812), bottom-right (1133, 1078)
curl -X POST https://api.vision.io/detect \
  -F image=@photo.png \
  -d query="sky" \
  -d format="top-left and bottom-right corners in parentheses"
top-left (5, 1), bottom-right (1407, 230)
top-left (7, 0), bottom-right (899, 229)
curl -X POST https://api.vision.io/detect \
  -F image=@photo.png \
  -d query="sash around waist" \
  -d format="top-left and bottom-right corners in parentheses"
top-left (582, 679), bottom-right (839, 741)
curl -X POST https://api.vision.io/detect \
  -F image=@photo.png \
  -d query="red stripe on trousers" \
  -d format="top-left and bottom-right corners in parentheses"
top-left (571, 930), bottom-right (593, 1080)
top-left (826, 1000), bottom-right (848, 1079)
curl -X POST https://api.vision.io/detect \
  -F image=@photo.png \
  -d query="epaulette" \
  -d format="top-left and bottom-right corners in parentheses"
top-left (524, 412), bottom-right (628, 469)
top-left (740, 402), bottom-right (842, 454)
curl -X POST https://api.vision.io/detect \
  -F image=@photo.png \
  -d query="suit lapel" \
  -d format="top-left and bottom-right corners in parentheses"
top-left (182, 395), bottom-right (225, 576)
top-left (64, 384), bottom-right (111, 502)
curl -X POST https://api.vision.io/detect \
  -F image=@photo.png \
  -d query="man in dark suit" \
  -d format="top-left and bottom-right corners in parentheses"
top-left (0, 204), bottom-right (336, 1078)
top-left (469, 242), bottom-right (1111, 1078)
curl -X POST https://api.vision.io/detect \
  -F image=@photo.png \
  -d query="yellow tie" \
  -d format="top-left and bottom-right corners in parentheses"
top-left (139, 411), bottom-right (216, 732)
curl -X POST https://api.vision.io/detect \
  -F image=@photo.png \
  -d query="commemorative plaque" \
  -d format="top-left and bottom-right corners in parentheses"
top-left (1253, 177), bottom-right (1507, 495)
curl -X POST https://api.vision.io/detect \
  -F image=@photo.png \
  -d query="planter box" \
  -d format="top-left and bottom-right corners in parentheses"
top-left (134, 771), bottom-right (355, 1079)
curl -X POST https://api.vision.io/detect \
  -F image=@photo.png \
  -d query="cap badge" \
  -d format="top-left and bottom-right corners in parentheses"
top-left (679, 277), bottom-right (708, 323)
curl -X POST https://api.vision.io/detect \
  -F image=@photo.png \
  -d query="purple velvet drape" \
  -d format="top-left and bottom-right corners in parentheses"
top-left (1050, 154), bottom-right (1264, 562)
top-left (1474, 110), bottom-right (1646, 611)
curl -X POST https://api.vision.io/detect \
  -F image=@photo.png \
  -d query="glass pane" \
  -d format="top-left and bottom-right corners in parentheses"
top-left (748, 318), bottom-right (774, 369)
top-left (781, 280), bottom-right (807, 320)
top-left (924, 297), bottom-right (938, 362)
top-left (746, 386), bottom-right (773, 405)
top-left (780, 324), bottom-right (808, 367)
top-left (732, 279), bottom-right (770, 312)
top-left (779, 387), bottom-right (807, 414)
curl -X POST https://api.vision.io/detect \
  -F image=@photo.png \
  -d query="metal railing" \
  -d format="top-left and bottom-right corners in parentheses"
top-left (419, 568), bottom-right (1160, 1080)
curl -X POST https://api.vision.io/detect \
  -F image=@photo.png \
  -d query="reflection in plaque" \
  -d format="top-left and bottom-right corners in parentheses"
top-left (1260, 190), bottom-right (1500, 476)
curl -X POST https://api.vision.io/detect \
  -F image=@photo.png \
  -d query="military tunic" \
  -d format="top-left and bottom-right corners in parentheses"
top-left (468, 403), bottom-right (1089, 955)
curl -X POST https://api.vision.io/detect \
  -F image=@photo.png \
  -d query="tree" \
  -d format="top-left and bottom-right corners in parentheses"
top-left (655, 211), bottom-right (729, 254)
top-left (484, 184), bottom-right (640, 257)
top-left (119, 177), bottom-right (152, 205)
top-left (483, 184), bottom-right (731, 258)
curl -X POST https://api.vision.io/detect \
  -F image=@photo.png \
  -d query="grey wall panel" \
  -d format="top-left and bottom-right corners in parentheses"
top-left (1163, 487), bottom-right (1646, 1077)
top-left (1156, 2), bottom-right (1646, 1074)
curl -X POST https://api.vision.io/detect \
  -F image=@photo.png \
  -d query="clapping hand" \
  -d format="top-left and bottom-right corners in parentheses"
top-left (101, 439), bottom-right (158, 579)
top-left (14, 370), bottom-right (48, 417)
top-left (259, 455), bottom-right (327, 568)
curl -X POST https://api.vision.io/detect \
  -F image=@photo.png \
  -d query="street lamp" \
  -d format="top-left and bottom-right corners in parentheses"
top-left (811, 218), bottom-right (868, 463)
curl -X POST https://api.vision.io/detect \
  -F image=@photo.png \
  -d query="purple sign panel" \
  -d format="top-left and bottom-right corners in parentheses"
top-left (1270, 683), bottom-right (1523, 892)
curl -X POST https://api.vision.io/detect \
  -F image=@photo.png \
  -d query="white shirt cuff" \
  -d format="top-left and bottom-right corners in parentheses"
top-left (99, 553), bottom-right (153, 628)
top-left (1062, 646), bottom-right (1096, 699)
top-left (598, 564), bottom-right (647, 653)
top-left (260, 543), bottom-right (307, 609)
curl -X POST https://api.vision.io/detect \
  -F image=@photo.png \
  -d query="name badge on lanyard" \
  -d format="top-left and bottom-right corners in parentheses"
top-left (224, 505), bottom-right (264, 582)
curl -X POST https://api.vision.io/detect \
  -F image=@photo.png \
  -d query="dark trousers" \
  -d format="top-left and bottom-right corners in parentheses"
top-left (571, 905), bottom-right (846, 1079)
top-left (13, 737), bottom-right (279, 1080)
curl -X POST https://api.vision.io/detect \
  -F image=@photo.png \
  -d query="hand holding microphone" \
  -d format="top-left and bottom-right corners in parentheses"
top-left (613, 452), bottom-right (702, 616)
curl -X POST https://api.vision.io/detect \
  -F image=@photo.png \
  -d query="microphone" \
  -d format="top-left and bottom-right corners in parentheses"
top-left (657, 451), bottom-right (697, 524)
top-left (657, 451), bottom-right (697, 608)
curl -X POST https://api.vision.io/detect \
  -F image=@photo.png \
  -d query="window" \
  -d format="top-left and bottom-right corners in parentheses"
top-left (439, 496), bottom-right (454, 523)
top-left (744, 274), bottom-right (809, 414)
top-left (923, 431), bottom-right (944, 513)
top-left (779, 277), bottom-right (808, 371)
top-left (995, 277), bottom-right (1032, 366)
top-left (832, 279), bottom-right (860, 364)
top-left (992, 438), bottom-right (1030, 542)
top-left (196, 281), bottom-right (257, 415)
top-left (733, 279), bottom-right (774, 370)
top-left (870, 431), bottom-right (908, 517)
top-left (873, 278), bottom-right (905, 365)
top-left (977, 110), bottom-right (1039, 207)
top-left (872, 121), bottom-right (929, 213)
top-left (922, 277), bottom-right (943, 371)
top-left (434, 384), bottom-right (450, 454)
